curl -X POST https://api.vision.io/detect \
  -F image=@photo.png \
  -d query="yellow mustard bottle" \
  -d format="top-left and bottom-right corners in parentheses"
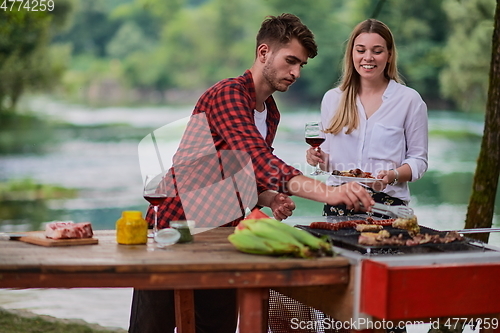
top-left (116, 211), bottom-right (148, 245)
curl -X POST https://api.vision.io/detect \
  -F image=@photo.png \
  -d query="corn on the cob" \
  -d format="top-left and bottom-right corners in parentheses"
top-left (229, 218), bottom-right (335, 258)
top-left (259, 218), bottom-right (332, 253)
top-left (260, 238), bottom-right (302, 256)
top-left (229, 229), bottom-right (306, 256)
top-left (239, 219), bottom-right (306, 249)
top-left (228, 230), bottom-right (274, 255)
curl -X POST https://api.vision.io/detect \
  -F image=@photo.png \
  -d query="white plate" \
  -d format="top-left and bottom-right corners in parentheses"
top-left (332, 175), bottom-right (380, 184)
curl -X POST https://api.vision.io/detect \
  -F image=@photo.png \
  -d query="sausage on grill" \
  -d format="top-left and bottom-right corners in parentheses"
top-left (309, 218), bottom-right (396, 231)
top-left (309, 220), bottom-right (365, 230)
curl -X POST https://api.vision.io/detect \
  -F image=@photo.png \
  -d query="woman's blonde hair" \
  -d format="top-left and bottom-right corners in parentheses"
top-left (325, 19), bottom-right (403, 135)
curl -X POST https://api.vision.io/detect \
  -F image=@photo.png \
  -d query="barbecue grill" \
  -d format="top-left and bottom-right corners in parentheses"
top-left (287, 215), bottom-right (500, 329)
top-left (297, 217), bottom-right (491, 255)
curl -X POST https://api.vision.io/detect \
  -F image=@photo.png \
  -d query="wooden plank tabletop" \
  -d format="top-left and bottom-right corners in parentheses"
top-left (0, 228), bottom-right (351, 290)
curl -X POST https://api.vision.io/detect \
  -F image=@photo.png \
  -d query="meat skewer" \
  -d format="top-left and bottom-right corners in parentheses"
top-left (309, 220), bottom-right (365, 230)
top-left (309, 217), bottom-right (396, 231)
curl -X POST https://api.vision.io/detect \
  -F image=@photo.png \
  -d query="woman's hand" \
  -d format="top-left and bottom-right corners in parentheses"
top-left (377, 165), bottom-right (411, 189)
top-left (370, 169), bottom-right (393, 191)
top-left (377, 169), bottom-right (392, 184)
top-left (306, 147), bottom-right (324, 167)
top-left (269, 193), bottom-right (296, 221)
top-left (377, 167), bottom-right (405, 187)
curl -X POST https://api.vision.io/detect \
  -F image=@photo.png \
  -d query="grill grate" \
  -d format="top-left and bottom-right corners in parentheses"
top-left (296, 224), bottom-right (490, 255)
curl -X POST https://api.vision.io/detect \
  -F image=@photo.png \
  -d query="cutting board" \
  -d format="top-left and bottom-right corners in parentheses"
top-left (18, 231), bottom-right (98, 247)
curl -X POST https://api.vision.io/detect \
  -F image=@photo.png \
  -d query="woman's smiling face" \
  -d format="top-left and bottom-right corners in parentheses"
top-left (352, 32), bottom-right (391, 81)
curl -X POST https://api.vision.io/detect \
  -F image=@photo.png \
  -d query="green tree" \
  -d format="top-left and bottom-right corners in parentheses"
top-left (109, 0), bottom-right (162, 43)
top-left (464, 0), bottom-right (500, 242)
top-left (53, 0), bottom-right (122, 57)
top-left (50, 0), bottom-right (493, 109)
top-left (440, 0), bottom-right (496, 112)
top-left (110, 0), bottom-right (186, 94)
top-left (266, 0), bottom-right (450, 106)
top-left (264, 0), bottom-right (353, 104)
top-left (122, 0), bottom-right (267, 95)
top-left (0, 4), bottom-right (73, 113)
top-left (347, 0), bottom-right (449, 105)
top-left (106, 22), bottom-right (155, 59)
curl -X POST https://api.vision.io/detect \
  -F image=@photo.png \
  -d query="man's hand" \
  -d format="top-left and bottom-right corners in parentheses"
top-left (269, 193), bottom-right (295, 221)
top-left (286, 175), bottom-right (374, 213)
top-left (330, 182), bottom-right (374, 212)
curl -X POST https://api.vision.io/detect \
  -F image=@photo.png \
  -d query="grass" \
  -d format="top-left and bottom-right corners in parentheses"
top-left (0, 178), bottom-right (78, 201)
top-left (428, 129), bottom-right (482, 139)
top-left (0, 308), bottom-right (126, 333)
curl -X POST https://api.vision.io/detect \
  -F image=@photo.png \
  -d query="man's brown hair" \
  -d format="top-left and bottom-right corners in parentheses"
top-left (256, 13), bottom-right (317, 58)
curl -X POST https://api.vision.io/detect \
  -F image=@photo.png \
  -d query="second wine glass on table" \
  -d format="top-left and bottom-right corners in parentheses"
top-left (305, 121), bottom-right (327, 176)
top-left (143, 174), bottom-right (168, 238)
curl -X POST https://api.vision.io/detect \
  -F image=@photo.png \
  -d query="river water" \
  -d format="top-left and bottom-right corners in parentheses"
top-left (0, 96), bottom-right (498, 331)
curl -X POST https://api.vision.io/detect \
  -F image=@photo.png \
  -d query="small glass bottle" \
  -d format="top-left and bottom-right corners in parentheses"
top-left (170, 220), bottom-right (194, 243)
top-left (116, 211), bottom-right (148, 245)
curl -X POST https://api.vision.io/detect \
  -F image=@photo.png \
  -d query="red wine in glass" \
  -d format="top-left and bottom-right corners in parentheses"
top-left (143, 174), bottom-right (167, 238)
top-left (144, 194), bottom-right (168, 206)
top-left (305, 137), bottom-right (325, 148)
top-left (305, 121), bottom-right (327, 175)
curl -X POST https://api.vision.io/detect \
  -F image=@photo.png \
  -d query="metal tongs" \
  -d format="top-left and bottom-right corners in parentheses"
top-left (441, 228), bottom-right (500, 234)
top-left (368, 202), bottom-right (415, 219)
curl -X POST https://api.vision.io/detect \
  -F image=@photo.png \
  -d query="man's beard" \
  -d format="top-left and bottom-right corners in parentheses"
top-left (262, 60), bottom-right (289, 92)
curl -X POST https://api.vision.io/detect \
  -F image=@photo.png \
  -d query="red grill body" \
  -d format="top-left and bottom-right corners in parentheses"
top-left (294, 215), bottom-right (500, 328)
top-left (361, 259), bottom-right (500, 319)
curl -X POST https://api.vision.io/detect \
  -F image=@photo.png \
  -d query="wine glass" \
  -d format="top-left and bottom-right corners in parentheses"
top-left (305, 121), bottom-right (327, 176)
top-left (143, 174), bottom-right (168, 238)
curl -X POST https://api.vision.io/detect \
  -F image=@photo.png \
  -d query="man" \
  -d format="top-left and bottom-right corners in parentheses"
top-left (129, 13), bottom-right (373, 333)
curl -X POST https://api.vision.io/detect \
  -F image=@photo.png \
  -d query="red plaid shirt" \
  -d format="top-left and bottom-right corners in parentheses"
top-left (147, 70), bottom-right (302, 228)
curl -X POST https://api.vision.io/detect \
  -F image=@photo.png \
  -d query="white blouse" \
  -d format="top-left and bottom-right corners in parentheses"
top-left (320, 80), bottom-right (428, 202)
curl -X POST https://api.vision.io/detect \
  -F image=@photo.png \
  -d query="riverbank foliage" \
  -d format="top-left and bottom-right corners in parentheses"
top-left (66, 0), bottom-right (494, 111)
top-left (1, 0), bottom-right (494, 112)
top-left (0, 178), bottom-right (78, 201)
top-left (0, 110), bottom-right (55, 154)
top-left (0, 308), bottom-right (125, 333)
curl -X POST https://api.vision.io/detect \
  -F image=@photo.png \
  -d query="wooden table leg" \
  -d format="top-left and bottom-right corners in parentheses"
top-left (238, 288), bottom-right (269, 333)
top-left (174, 289), bottom-right (195, 333)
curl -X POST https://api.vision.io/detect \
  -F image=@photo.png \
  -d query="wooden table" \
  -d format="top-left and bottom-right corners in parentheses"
top-left (0, 228), bottom-right (351, 333)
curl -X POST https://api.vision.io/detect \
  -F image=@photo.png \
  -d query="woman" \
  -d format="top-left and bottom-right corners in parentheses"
top-left (307, 18), bottom-right (428, 216)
